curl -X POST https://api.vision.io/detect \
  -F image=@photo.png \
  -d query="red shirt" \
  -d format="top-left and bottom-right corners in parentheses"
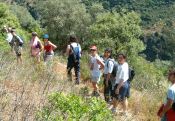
top-left (44, 43), bottom-right (53, 53)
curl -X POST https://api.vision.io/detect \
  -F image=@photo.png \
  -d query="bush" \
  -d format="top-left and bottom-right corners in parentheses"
top-left (36, 92), bottom-right (113, 121)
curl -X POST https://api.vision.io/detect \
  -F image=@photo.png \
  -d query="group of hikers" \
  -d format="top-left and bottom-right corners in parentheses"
top-left (3, 26), bottom-right (57, 64)
top-left (3, 26), bottom-right (175, 120)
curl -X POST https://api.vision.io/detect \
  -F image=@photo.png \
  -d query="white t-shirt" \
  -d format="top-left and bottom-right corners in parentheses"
top-left (90, 54), bottom-right (103, 77)
top-left (6, 33), bottom-right (13, 43)
top-left (164, 84), bottom-right (175, 104)
top-left (115, 62), bottom-right (129, 84)
top-left (67, 42), bottom-right (81, 55)
top-left (104, 58), bottom-right (114, 74)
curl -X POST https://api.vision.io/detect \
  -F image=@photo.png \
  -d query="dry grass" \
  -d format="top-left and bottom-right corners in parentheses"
top-left (0, 51), bottom-right (166, 121)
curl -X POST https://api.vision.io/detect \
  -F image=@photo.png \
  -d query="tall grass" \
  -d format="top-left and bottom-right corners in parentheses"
top-left (0, 50), bottom-right (168, 121)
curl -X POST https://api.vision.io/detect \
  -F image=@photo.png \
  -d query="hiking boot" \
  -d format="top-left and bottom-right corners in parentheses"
top-left (111, 108), bottom-right (117, 114)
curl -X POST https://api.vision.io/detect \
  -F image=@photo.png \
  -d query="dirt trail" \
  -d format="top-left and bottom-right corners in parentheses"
top-left (53, 61), bottom-right (140, 121)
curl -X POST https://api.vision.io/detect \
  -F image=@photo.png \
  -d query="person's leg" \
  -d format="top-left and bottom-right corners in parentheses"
top-left (36, 55), bottom-right (41, 63)
top-left (120, 83), bottom-right (129, 113)
top-left (67, 57), bottom-right (73, 81)
top-left (122, 98), bottom-right (128, 113)
top-left (74, 61), bottom-right (80, 84)
top-left (19, 55), bottom-right (22, 64)
top-left (92, 82), bottom-right (97, 91)
top-left (104, 80), bottom-right (112, 102)
top-left (112, 84), bottom-right (120, 109)
top-left (103, 75), bottom-right (109, 101)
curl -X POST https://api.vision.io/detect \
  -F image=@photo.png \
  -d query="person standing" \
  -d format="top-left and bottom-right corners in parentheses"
top-left (111, 54), bottom-right (129, 114)
top-left (30, 32), bottom-right (43, 63)
top-left (103, 48), bottom-right (114, 102)
top-left (43, 34), bottom-right (57, 63)
top-left (3, 26), bottom-right (13, 52)
top-left (158, 70), bottom-right (175, 121)
top-left (66, 35), bottom-right (81, 85)
top-left (10, 29), bottom-right (23, 64)
top-left (89, 45), bottom-right (104, 96)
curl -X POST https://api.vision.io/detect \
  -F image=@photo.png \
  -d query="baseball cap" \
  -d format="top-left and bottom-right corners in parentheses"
top-left (90, 45), bottom-right (97, 50)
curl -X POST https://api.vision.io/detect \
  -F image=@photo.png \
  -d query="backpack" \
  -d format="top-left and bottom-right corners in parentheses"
top-left (16, 35), bottom-right (24, 46)
top-left (70, 43), bottom-right (81, 63)
top-left (107, 59), bottom-right (118, 78)
top-left (128, 68), bottom-right (135, 82)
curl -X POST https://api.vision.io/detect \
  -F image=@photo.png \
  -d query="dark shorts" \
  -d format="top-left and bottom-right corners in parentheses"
top-left (112, 82), bottom-right (129, 101)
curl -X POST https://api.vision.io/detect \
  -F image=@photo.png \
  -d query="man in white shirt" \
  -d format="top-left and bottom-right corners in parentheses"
top-left (103, 48), bottom-right (114, 102)
top-left (66, 35), bottom-right (81, 85)
top-left (111, 54), bottom-right (129, 114)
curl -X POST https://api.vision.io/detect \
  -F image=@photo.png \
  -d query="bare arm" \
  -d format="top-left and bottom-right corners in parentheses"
top-left (97, 59), bottom-right (105, 70)
top-left (160, 99), bottom-right (174, 117)
top-left (66, 45), bottom-right (70, 56)
top-left (49, 41), bottom-right (57, 50)
top-left (116, 79), bottom-right (124, 94)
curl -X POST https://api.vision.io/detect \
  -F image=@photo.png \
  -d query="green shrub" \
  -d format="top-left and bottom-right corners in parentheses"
top-left (36, 92), bottom-right (113, 121)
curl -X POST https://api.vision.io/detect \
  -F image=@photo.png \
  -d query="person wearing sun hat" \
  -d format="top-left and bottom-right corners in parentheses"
top-left (89, 45), bottom-right (104, 96)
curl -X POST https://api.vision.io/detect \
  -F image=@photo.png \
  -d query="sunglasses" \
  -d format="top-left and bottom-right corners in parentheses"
top-left (90, 49), bottom-right (96, 51)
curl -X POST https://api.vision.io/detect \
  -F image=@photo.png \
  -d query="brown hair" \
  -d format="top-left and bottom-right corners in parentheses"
top-left (118, 53), bottom-right (127, 59)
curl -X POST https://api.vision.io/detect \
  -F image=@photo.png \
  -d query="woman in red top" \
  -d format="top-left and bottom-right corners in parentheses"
top-left (43, 34), bottom-right (57, 62)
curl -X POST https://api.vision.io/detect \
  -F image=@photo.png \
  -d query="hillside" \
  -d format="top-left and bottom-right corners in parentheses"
top-left (0, 1), bottom-right (173, 121)
top-left (0, 51), bottom-right (165, 121)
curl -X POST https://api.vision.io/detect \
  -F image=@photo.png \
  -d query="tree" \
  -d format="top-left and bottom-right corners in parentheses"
top-left (10, 4), bottom-right (41, 32)
top-left (89, 11), bottom-right (145, 57)
top-left (36, 0), bottom-right (91, 48)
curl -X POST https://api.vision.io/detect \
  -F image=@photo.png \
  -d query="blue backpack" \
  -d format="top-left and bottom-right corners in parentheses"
top-left (70, 43), bottom-right (81, 63)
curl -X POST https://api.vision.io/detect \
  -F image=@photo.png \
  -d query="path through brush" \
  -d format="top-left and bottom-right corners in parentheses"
top-left (53, 59), bottom-right (140, 121)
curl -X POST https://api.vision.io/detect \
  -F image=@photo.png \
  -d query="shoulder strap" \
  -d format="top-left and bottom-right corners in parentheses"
top-left (107, 59), bottom-right (113, 68)
top-left (70, 44), bottom-right (74, 52)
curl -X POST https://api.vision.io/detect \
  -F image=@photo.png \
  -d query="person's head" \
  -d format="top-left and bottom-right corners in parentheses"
top-left (3, 25), bottom-right (7, 32)
top-left (7, 27), bottom-right (12, 33)
top-left (32, 32), bottom-right (38, 37)
top-left (11, 29), bottom-right (16, 35)
top-left (43, 34), bottom-right (49, 42)
top-left (90, 45), bottom-right (97, 56)
top-left (168, 70), bottom-right (175, 83)
top-left (69, 35), bottom-right (77, 43)
top-left (104, 48), bottom-right (112, 59)
top-left (118, 53), bottom-right (126, 64)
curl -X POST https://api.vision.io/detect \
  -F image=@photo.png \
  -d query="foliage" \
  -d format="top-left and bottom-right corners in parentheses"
top-left (142, 26), bottom-right (175, 61)
top-left (88, 11), bottom-right (145, 57)
top-left (36, 0), bottom-right (91, 48)
top-left (10, 4), bottom-right (41, 33)
top-left (0, 3), bottom-right (20, 51)
top-left (37, 92), bottom-right (113, 121)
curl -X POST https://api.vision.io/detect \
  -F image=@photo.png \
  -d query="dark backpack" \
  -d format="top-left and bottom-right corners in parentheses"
top-left (107, 59), bottom-right (118, 78)
top-left (128, 68), bottom-right (135, 82)
top-left (70, 43), bottom-right (81, 63)
top-left (16, 35), bottom-right (24, 47)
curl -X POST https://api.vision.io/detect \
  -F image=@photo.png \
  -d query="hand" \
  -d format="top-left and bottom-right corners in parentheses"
top-left (158, 112), bottom-right (164, 118)
top-left (115, 88), bottom-right (119, 95)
